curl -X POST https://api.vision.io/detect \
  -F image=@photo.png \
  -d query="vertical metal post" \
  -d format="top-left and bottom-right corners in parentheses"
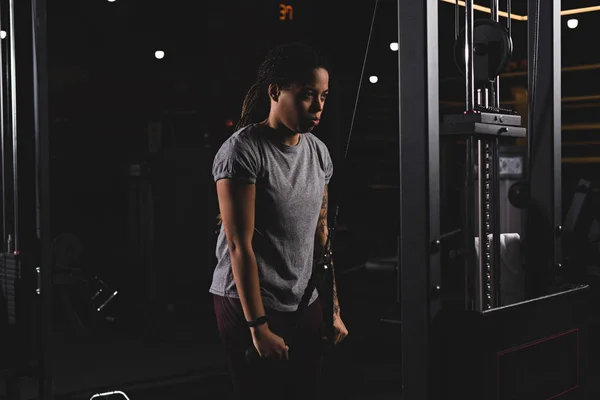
top-left (0, 4), bottom-right (8, 251)
top-left (491, 136), bottom-right (501, 307)
top-left (8, 0), bottom-right (18, 253)
top-left (507, 0), bottom-right (512, 38)
top-left (398, 0), bottom-right (440, 398)
top-left (31, 0), bottom-right (53, 396)
top-left (464, 0), bottom-right (475, 111)
top-left (0, 2), bottom-right (5, 250)
top-left (465, 136), bottom-right (474, 311)
top-left (526, 0), bottom-right (561, 296)
top-left (476, 140), bottom-right (488, 310)
top-left (490, 0), bottom-right (500, 107)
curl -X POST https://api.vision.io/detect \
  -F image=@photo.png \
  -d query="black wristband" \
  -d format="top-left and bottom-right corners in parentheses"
top-left (247, 315), bottom-right (268, 328)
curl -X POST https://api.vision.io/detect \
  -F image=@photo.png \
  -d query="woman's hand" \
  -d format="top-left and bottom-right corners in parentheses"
top-left (333, 314), bottom-right (349, 345)
top-left (251, 324), bottom-right (289, 361)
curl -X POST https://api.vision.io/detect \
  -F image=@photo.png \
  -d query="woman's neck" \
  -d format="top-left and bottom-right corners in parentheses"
top-left (261, 116), bottom-right (300, 147)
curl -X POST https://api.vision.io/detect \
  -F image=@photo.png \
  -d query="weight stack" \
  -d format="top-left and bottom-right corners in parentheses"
top-left (0, 252), bottom-right (36, 370)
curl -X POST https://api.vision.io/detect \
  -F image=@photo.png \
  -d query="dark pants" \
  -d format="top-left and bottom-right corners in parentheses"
top-left (213, 294), bottom-right (325, 400)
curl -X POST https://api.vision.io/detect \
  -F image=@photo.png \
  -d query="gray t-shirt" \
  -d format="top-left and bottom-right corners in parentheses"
top-left (210, 123), bottom-right (333, 312)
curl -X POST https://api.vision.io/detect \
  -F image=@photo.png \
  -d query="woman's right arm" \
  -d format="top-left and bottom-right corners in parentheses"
top-left (216, 178), bottom-right (268, 335)
top-left (216, 177), bottom-right (289, 361)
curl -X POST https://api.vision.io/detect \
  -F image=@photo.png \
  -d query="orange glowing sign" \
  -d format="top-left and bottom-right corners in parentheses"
top-left (280, 4), bottom-right (293, 20)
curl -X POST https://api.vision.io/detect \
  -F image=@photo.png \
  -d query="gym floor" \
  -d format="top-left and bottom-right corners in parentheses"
top-left (3, 268), bottom-right (600, 400)
top-left (2, 309), bottom-right (402, 399)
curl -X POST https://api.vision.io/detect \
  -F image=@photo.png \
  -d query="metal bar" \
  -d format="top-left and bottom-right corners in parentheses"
top-left (396, 235), bottom-right (401, 305)
top-left (465, 137), bottom-right (474, 311)
top-left (8, 0), bottom-right (18, 253)
top-left (427, 0), bottom-right (441, 322)
top-left (0, 0), bottom-right (5, 252)
top-left (491, 0), bottom-right (500, 107)
top-left (507, 0), bottom-right (512, 38)
top-left (526, 0), bottom-right (561, 297)
top-left (455, 0), bottom-right (460, 39)
top-left (490, 0), bottom-right (498, 20)
top-left (398, 0), bottom-right (440, 397)
top-left (476, 140), bottom-right (485, 311)
top-left (465, 0), bottom-right (475, 110)
top-left (492, 137), bottom-right (501, 307)
top-left (31, 0), bottom-right (53, 396)
top-left (552, 0), bottom-right (562, 281)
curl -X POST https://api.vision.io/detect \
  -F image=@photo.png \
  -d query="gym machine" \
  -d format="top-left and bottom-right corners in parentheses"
top-left (399, 0), bottom-right (589, 399)
top-left (0, 0), bottom-right (53, 398)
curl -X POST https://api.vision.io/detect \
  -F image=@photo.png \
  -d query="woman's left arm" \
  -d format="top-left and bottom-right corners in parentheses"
top-left (315, 185), bottom-right (348, 345)
top-left (314, 185), bottom-right (340, 318)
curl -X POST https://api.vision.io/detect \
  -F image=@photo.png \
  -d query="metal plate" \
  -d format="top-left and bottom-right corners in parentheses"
top-left (441, 121), bottom-right (526, 138)
top-left (444, 112), bottom-right (522, 127)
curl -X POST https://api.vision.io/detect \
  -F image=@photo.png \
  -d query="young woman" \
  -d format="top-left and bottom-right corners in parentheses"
top-left (210, 42), bottom-right (348, 399)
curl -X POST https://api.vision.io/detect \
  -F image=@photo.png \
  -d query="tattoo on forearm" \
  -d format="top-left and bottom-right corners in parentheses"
top-left (317, 186), bottom-right (328, 235)
top-left (333, 282), bottom-right (340, 316)
top-left (331, 258), bottom-right (340, 317)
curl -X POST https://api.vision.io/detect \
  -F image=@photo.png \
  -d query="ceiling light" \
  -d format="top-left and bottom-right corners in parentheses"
top-left (567, 18), bottom-right (579, 29)
top-left (155, 50), bottom-right (165, 60)
top-left (369, 76), bottom-right (378, 84)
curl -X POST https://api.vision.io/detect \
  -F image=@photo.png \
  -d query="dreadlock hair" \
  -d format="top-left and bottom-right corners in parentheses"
top-left (235, 42), bottom-right (330, 130)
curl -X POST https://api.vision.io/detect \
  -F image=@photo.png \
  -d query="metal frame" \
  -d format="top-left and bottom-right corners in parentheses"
top-left (397, 0), bottom-right (440, 398)
top-left (1, 0), bottom-right (52, 397)
top-left (399, 0), bottom-right (567, 398)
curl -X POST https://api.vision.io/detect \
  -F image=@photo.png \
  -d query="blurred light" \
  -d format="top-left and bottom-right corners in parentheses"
top-left (155, 50), bottom-right (165, 60)
top-left (390, 42), bottom-right (399, 51)
top-left (440, 0), bottom-right (526, 20)
top-left (369, 76), bottom-right (378, 84)
top-left (107, 0), bottom-right (116, 2)
top-left (562, 6), bottom-right (600, 17)
top-left (0, 31), bottom-right (5, 39)
top-left (225, 119), bottom-right (234, 128)
top-left (567, 19), bottom-right (579, 29)
top-left (441, 0), bottom-right (600, 21)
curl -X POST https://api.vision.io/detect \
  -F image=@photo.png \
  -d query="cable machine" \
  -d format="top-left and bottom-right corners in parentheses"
top-left (399, 0), bottom-right (589, 399)
top-left (0, 0), bottom-right (53, 398)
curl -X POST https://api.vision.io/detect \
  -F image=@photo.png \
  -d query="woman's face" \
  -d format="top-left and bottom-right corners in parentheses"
top-left (275, 67), bottom-right (329, 133)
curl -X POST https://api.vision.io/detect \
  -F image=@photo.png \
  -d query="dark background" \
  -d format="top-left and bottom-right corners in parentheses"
top-left (5, 0), bottom-right (600, 398)
top-left (41, 0), bottom-right (600, 314)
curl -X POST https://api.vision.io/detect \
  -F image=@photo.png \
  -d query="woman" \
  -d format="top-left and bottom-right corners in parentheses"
top-left (210, 42), bottom-right (348, 399)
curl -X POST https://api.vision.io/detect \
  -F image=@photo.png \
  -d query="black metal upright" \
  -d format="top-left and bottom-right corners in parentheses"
top-left (525, 0), bottom-right (562, 297)
top-left (397, 0), bottom-right (440, 398)
top-left (31, 0), bottom-right (53, 397)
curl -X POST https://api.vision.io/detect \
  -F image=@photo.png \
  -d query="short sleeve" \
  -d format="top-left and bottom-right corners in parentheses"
top-left (212, 138), bottom-right (259, 184)
top-left (324, 147), bottom-right (333, 184)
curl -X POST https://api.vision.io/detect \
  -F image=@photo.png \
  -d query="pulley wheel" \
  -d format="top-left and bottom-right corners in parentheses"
top-left (52, 232), bottom-right (82, 267)
top-left (454, 19), bottom-right (513, 84)
top-left (508, 181), bottom-right (529, 209)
